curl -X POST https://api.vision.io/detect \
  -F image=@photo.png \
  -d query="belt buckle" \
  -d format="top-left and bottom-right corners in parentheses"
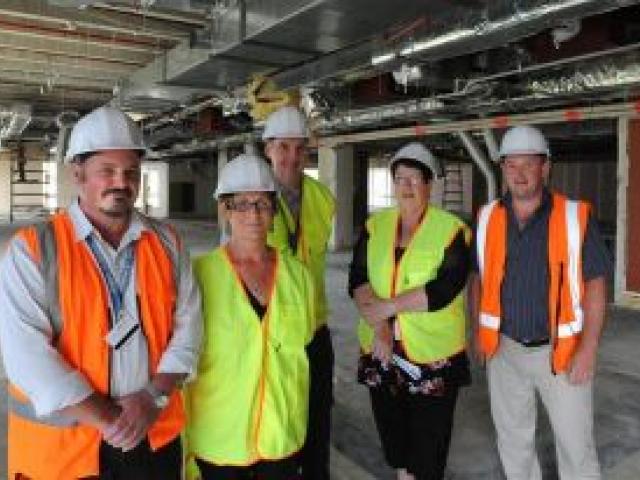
top-left (520, 338), bottom-right (549, 348)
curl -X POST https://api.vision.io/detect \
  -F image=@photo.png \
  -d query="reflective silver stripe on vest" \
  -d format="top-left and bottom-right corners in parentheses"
top-left (144, 218), bottom-right (180, 289)
top-left (15, 216), bottom-right (180, 429)
top-left (8, 395), bottom-right (77, 427)
top-left (562, 200), bottom-right (584, 336)
top-left (34, 221), bottom-right (63, 341)
top-left (476, 200), bottom-right (499, 276)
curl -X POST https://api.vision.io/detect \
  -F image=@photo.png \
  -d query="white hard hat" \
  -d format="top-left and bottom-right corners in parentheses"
top-left (499, 125), bottom-right (550, 158)
top-left (65, 106), bottom-right (145, 163)
top-left (215, 153), bottom-right (276, 199)
top-left (390, 142), bottom-right (443, 180)
top-left (262, 106), bottom-right (308, 140)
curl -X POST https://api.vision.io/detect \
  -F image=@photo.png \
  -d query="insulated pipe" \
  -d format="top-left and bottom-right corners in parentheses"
top-left (458, 131), bottom-right (497, 202)
top-left (319, 101), bottom-right (639, 147)
top-left (239, 0), bottom-right (247, 41)
top-left (482, 128), bottom-right (500, 163)
top-left (55, 111), bottom-right (79, 163)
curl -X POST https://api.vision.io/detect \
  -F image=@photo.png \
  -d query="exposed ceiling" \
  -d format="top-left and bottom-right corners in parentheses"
top-left (2, 0), bottom-right (640, 153)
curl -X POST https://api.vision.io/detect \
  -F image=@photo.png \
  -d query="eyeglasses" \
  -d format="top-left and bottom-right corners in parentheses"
top-left (393, 175), bottom-right (424, 186)
top-left (227, 199), bottom-right (274, 213)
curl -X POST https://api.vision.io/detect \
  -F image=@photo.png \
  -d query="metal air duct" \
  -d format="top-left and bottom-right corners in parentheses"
top-left (371, 0), bottom-right (640, 67)
top-left (0, 104), bottom-right (32, 140)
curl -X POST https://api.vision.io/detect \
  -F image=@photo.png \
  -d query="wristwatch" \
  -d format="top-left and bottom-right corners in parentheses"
top-left (144, 383), bottom-right (170, 410)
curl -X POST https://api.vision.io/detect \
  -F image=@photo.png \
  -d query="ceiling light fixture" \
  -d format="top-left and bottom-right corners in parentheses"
top-left (371, 52), bottom-right (397, 66)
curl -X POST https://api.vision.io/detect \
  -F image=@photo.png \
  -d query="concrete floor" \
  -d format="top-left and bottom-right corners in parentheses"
top-left (0, 219), bottom-right (639, 479)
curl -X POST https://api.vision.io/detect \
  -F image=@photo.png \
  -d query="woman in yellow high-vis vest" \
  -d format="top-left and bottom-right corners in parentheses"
top-left (349, 142), bottom-right (471, 480)
top-left (186, 153), bottom-right (315, 480)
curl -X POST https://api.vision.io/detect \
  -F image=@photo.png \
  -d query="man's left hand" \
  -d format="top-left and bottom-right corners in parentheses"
top-left (103, 390), bottom-right (160, 452)
top-left (568, 345), bottom-right (597, 385)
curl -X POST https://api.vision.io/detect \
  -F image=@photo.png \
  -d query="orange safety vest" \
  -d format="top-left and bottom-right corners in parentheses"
top-left (8, 211), bottom-right (184, 480)
top-left (476, 192), bottom-right (590, 373)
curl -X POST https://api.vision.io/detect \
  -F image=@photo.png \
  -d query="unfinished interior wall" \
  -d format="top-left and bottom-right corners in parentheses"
top-left (626, 120), bottom-right (640, 295)
top-left (0, 144), bottom-right (50, 221)
top-left (550, 160), bottom-right (617, 250)
top-left (168, 159), bottom-right (217, 219)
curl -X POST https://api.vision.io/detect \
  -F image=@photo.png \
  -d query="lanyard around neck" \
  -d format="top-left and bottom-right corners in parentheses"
top-left (86, 234), bottom-right (135, 323)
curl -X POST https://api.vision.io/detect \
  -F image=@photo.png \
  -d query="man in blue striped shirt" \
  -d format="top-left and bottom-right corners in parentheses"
top-left (469, 125), bottom-right (611, 480)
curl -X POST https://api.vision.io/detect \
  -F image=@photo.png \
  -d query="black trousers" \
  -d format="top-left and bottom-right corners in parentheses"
top-left (369, 386), bottom-right (459, 480)
top-left (301, 325), bottom-right (334, 480)
top-left (196, 455), bottom-right (302, 480)
top-left (95, 436), bottom-right (181, 479)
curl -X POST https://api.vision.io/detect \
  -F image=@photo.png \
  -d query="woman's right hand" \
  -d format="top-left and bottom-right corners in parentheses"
top-left (372, 322), bottom-right (393, 367)
top-left (353, 284), bottom-right (396, 328)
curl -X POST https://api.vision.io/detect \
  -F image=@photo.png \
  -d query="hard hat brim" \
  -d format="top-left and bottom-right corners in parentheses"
top-left (64, 146), bottom-right (147, 163)
top-left (499, 150), bottom-right (550, 159)
top-left (214, 186), bottom-right (276, 199)
top-left (262, 132), bottom-right (308, 141)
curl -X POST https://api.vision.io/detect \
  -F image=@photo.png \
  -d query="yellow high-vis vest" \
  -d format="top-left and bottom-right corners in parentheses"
top-left (186, 247), bottom-right (315, 469)
top-left (357, 207), bottom-right (470, 364)
top-left (268, 175), bottom-right (335, 329)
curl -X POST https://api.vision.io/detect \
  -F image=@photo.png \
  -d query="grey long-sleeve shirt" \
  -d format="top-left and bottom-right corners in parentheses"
top-left (0, 201), bottom-right (202, 416)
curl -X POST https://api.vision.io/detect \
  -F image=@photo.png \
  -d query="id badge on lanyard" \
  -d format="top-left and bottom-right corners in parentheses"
top-left (86, 235), bottom-right (138, 349)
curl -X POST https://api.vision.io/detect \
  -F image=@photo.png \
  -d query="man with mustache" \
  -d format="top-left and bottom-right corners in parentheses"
top-left (0, 106), bottom-right (202, 479)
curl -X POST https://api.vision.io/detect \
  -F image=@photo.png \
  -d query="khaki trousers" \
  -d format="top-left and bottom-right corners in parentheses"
top-left (487, 335), bottom-right (601, 480)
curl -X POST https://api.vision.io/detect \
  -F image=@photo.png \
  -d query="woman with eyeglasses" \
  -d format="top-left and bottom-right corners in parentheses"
top-left (348, 142), bottom-right (471, 480)
top-left (185, 154), bottom-right (314, 480)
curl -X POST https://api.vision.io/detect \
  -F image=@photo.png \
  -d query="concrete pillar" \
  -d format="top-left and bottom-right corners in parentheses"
top-left (244, 142), bottom-right (258, 156)
top-left (218, 147), bottom-right (229, 176)
top-left (318, 144), bottom-right (354, 251)
top-left (615, 118), bottom-right (629, 303)
top-left (136, 161), bottom-right (169, 218)
top-left (0, 150), bottom-right (11, 221)
top-left (353, 151), bottom-right (369, 234)
top-left (56, 162), bottom-right (76, 209)
top-left (155, 162), bottom-right (169, 218)
top-left (218, 148), bottom-right (230, 244)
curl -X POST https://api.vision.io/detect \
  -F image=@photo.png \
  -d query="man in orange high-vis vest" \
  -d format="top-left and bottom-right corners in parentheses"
top-left (469, 125), bottom-right (610, 480)
top-left (0, 106), bottom-right (202, 480)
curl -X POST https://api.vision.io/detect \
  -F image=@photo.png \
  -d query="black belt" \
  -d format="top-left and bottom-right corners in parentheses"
top-left (518, 338), bottom-right (550, 348)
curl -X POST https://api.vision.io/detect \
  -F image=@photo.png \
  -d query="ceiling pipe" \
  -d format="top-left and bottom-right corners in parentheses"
top-left (482, 129), bottom-right (500, 163)
top-left (458, 131), bottom-right (497, 202)
top-left (55, 110), bottom-right (79, 163)
top-left (272, 0), bottom-right (640, 89)
top-left (316, 43), bottom-right (640, 133)
top-left (142, 96), bottom-right (222, 131)
top-left (319, 101), bottom-right (638, 147)
top-left (463, 39), bottom-right (640, 94)
top-left (146, 131), bottom-right (258, 160)
top-left (372, 0), bottom-right (640, 68)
